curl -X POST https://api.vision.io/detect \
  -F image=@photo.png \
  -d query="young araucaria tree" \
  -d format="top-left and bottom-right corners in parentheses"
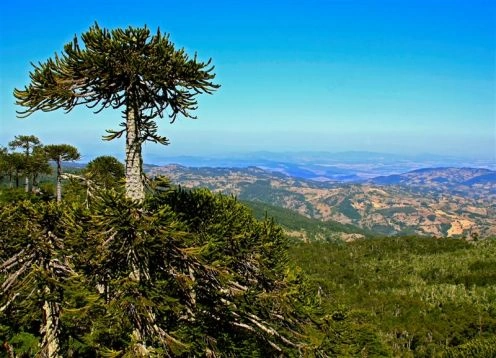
top-left (14, 23), bottom-right (219, 202)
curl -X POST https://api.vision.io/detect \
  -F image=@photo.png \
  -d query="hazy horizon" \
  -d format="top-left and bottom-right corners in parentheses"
top-left (1, 0), bottom-right (495, 162)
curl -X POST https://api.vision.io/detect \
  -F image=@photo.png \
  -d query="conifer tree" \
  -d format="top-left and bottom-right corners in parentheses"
top-left (0, 201), bottom-right (73, 357)
top-left (30, 146), bottom-right (51, 192)
top-left (8, 135), bottom-right (41, 192)
top-left (0, 147), bottom-right (6, 180)
top-left (84, 155), bottom-right (124, 189)
top-left (44, 144), bottom-right (80, 202)
top-left (4, 152), bottom-right (26, 188)
top-left (14, 23), bottom-right (219, 202)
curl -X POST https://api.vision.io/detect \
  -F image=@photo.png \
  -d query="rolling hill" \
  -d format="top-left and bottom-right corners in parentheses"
top-left (148, 165), bottom-right (496, 238)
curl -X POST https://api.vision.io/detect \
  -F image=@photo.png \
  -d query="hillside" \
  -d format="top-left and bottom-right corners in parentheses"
top-left (370, 167), bottom-right (496, 199)
top-left (148, 165), bottom-right (496, 238)
top-left (243, 200), bottom-right (372, 242)
top-left (290, 237), bottom-right (496, 356)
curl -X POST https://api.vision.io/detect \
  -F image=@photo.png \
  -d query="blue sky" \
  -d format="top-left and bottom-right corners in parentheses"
top-left (0, 0), bottom-right (494, 162)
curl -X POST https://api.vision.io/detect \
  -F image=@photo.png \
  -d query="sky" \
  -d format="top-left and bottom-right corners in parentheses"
top-left (0, 0), bottom-right (495, 163)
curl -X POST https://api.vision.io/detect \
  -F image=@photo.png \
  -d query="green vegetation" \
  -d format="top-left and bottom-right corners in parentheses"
top-left (2, 23), bottom-right (326, 356)
top-left (376, 206), bottom-right (417, 216)
top-left (239, 180), bottom-right (309, 212)
top-left (290, 237), bottom-right (496, 357)
top-left (84, 155), bottom-right (125, 189)
top-left (336, 197), bottom-right (361, 221)
top-left (244, 200), bottom-right (373, 240)
top-left (44, 144), bottom-right (80, 202)
top-left (0, 185), bottom-right (329, 356)
top-left (2, 153), bottom-right (496, 356)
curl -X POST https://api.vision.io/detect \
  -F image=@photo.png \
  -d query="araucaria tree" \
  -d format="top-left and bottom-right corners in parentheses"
top-left (14, 23), bottom-right (219, 202)
top-left (8, 135), bottom-right (41, 192)
top-left (44, 144), bottom-right (80, 202)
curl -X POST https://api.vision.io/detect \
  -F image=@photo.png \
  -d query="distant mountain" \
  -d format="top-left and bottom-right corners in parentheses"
top-left (144, 151), bottom-right (495, 180)
top-left (370, 167), bottom-right (496, 198)
top-left (463, 172), bottom-right (496, 186)
top-left (148, 165), bottom-right (496, 239)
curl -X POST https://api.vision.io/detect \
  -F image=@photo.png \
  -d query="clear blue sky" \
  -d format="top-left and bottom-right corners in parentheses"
top-left (0, 0), bottom-right (495, 162)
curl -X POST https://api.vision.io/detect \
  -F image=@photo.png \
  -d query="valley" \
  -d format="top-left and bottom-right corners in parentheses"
top-left (148, 165), bottom-right (496, 238)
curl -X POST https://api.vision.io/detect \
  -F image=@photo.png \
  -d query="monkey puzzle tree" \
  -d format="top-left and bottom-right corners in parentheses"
top-left (0, 146), bottom-right (7, 181)
top-left (4, 152), bottom-right (26, 188)
top-left (8, 135), bottom-right (41, 192)
top-left (30, 146), bottom-right (52, 191)
top-left (85, 155), bottom-right (125, 189)
top-left (44, 144), bottom-right (80, 202)
top-left (14, 23), bottom-right (219, 202)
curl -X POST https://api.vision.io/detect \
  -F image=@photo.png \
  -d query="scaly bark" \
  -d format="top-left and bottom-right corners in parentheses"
top-left (56, 156), bottom-right (62, 203)
top-left (125, 98), bottom-right (145, 202)
top-left (41, 296), bottom-right (61, 358)
top-left (125, 95), bottom-right (148, 352)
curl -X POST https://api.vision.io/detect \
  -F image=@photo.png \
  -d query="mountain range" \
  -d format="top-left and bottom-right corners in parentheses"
top-left (143, 151), bottom-right (495, 181)
top-left (147, 165), bottom-right (495, 239)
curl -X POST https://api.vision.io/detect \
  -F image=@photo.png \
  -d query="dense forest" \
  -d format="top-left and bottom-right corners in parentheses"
top-left (290, 237), bottom-right (496, 357)
top-left (1, 23), bottom-right (495, 357)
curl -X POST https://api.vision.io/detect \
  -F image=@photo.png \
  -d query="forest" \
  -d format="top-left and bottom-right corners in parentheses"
top-left (1, 136), bottom-right (496, 357)
top-left (1, 23), bottom-right (495, 357)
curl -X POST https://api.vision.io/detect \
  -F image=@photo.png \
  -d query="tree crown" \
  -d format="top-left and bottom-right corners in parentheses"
top-left (8, 135), bottom-right (41, 154)
top-left (44, 144), bottom-right (80, 162)
top-left (14, 23), bottom-right (220, 145)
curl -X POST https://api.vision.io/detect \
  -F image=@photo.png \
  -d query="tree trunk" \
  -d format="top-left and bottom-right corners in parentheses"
top-left (41, 298), bottom-right (61, 358)
top-left (56, 157), bottom-right (62, 203)
top-left (3, 341), bottom-right (15, 358)
top-left (125, 96), bottom-right (147, 350)
top-left (25, 148), bottom-right (30, 193)
top-left (125, 98), bottom-right (145, 202)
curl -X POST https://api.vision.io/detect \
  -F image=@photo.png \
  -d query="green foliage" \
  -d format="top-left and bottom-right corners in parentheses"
top-left (244, 199), bottom-right (372, 240)
top-left (290, 237), bottom-right (496, 357)
top-left (44, 144), bottom-right (80, 163)
top-left (14, 23), bottom-right (220, 201)
top-left (84, 155), bottom-right (124, 189)
top-left (8, 135), bottom-right (40, 154)
top-left (1, 187), bottom-right (324, 356)
top-left (443, 336), bottom-right (496, 358)
top-left (9, 332), bottom-right (40, 356)
top-left (5, 135), bottom-right (51, 192)
top-left (336, 197), bottom-right (361, 221)
top-left (3, 175), bottom-right (495, 356)
top-left (1, 152), bottom-right (26, 188)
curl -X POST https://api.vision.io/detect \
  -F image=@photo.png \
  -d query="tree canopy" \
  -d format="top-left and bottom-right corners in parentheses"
top-left (14, 23), bottom-right (219, 201)
top-left (8, 135), bottom-right (47, 193)
top-left (44, 144), bottom-right (80, 202)
top-left (84, 155), bottom-right (125, 189)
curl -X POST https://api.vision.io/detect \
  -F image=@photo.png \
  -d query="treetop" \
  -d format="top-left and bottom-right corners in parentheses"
top-left (44, 144), bottom-right (81, 162)
top-left (14, 22), bottom-right (220, 124)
